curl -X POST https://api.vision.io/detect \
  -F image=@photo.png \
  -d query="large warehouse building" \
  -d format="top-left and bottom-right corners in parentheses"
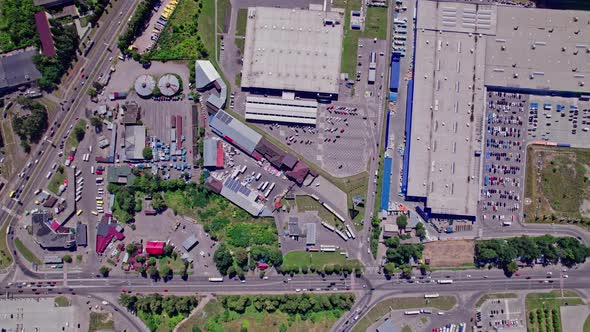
top-left (402, 1), bottom-right (590, 221)
top-left (241, 7), bottom-right (344, 99)
top-left (245, 96), bottom-right (318, 126)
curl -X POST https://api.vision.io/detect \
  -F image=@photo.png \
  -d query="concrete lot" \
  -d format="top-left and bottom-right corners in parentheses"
top-left (478, 297), bottom-right (526, 332)
top-left (0, 297), bottom-right (78, 331)
top-left (560, 305), bottom-right (590, 332)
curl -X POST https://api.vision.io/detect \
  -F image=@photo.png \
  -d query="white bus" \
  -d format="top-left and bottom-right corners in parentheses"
top-left (208, 277), bottom-right (224, 282)
top-left (257, 182), bottom-right (264, 190)
top-left (321, 221), bottom-right (335, 232)
top-left (437, 279), bottom-right (453, 284)
top-left (255, 173), bottom-right (261, 181)
top-left (404, 310), bottom-right (420, 315)
top-left (424, 293), bottom-right (440, 298)
top-left (345, 225), bottom-right (356, 239)
top-left (264, 183), bottom-right (275, 198)
top-left (240, 165), bottom-right (247, 174)
top-left (260, 181), bottom-right (269, 192)
top-left (335, 229), bottom-right (348, 241)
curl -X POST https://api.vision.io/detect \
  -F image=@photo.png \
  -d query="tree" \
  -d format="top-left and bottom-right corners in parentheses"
top-left (160, 265), bottom-right (172, 279)
top-left (151, 193), bottom-right (166, 212)
top-left (87, 88), bottom-right (98, 97)
top-left (400, 264), bottom-right (412, 279)
top-left (505, 261), bottom-right (519, 275)
top-left (213, 244), bottom-right (234, 275)
top-left (163, 244), bottom-right (174, 257)
top-left (135, 255), bottom-right (146, 264)
top-left (126, 243), bottom-right (136, 254)
top-left (385, 236), bottom-right (400, 248)
top-left (147, 257), bottom-right (157, 266)
top-left (415, 222), bottom-right (426, 241)
top-left (383, 263), bottom-right (396, 276)
top-left (419, 263), bottom-right (431, 275)
top-left (324, 265), bottom-right (335, 275)
top-left (99, 266), bottom-right (111, 277)
top-left (147, 265), bottom-right (159, 280)
top-left (143, 147), bottom-right (153, 160)
top-left (137, 265), bottom-right (146, 275)
top-left (235, 248), bottom-right (249, 269)
top-left (62, 255), bottom-right (72, 263)
top-left (90, 116), bottom-right (103, 128)
top-left (396, 215), bottom-right (408, 230)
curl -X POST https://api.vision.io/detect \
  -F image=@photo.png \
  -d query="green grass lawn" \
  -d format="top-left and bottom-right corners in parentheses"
top-left (584, 313), bottom-right (590, 332)
top-left (401, 326), bottom-right (412, 332)
top-left (362, 7), bottom-right (388, 40)
top-left (338, 0), bottom-right (362, 78)
top-left (138, 310), bottom-right (186, 332)
top-left (524, 146), bottom-right (590, 227)
top-left (0, 219), bottom-right (13, 269)
top-left (159, 255), bottom-right (188, 275)
top-left (177, 299), bottom-right (223, 332)
top-left (150, 0), bottom-right (206, 60)
top-left (282, 251), bottom-right (350, 270)
top-left (526, 292), bottom-right (585, 332)
top-left (14, 237), bottom-right (41, 265)
top-left (235, 37), bottom-right (245, 55)
top-left (164, 190), bottom-right (277, 249)
top-left (89, 312), bottom-right (115, 332)
top-left (54, 296), bottom-right (71, 307)
top-left (48, 167), bottom-right (66, 194)
top-left (295, 195), bottom-right (343, 229)
top-left (475, 293), bottom-right (518, 308)
top-left (351, 296), bottom-right (457, 332)
top-left (65, 119), bottom-right (87, 153)
top-left (236, 8), bottom-right (248, 36)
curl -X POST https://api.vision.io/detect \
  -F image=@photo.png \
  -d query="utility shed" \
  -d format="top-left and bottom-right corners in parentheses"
top-left (182, 234), bottom-right (198, 252)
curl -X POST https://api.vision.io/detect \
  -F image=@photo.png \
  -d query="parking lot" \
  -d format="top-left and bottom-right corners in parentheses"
top-left (477, 297), bottom-right (526, 332)
top-left (527, 97), bottom-right (590, 147)
top-left (479, 91), bottom-right (528, 225)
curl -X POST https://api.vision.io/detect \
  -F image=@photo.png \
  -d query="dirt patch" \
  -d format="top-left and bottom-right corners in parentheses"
top-left (423, 240), bottom-right (474, 267)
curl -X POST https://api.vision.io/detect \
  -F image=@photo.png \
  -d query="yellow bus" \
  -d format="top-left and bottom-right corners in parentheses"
top-left (9, 191), bottom-right (15, 198)
top-left (76, 209), bottom-right (84, 216)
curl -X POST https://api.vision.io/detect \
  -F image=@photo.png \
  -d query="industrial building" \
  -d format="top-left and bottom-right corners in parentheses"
top-left (205, 176), bottom-right (267, 216)
top-left (245, 96), bottom-right (318, 125)
top-left (241, 7), bottom-right (344, 99)
top-left (123, 125), bottom-right (146, 161)
top-left (0, 47), bottom-right (42, 93)
top-left (404, 1), bottom-right (491, 220)
top-left (305, 223), bottom-right (316, 245)
top-left (203, 138), bottom-right (224, 169)
top-left (194, 60), bottom-right (226, 111)
top-left (402, 0), bottom-right (590, 221)
top-left (210, 110), bottom-right (262, 155)
top-left (31, 211), bottom-right (76, 249)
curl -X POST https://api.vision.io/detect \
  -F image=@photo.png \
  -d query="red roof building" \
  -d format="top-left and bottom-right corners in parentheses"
top-left (145, 241), bottom-right (165, 255)
top-left (96, 221), bottom-right (125, 254)
top-left (34, 12), bottom-right (56, 57)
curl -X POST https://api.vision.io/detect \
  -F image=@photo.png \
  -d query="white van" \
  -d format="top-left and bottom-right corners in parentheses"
top-left (91, 166), bottom-right (95, 174)
top-left (46, 171), bottom-right (52, 179)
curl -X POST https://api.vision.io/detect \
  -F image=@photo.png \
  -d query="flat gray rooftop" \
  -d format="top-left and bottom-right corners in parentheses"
top-left (241, 7), bottom-right (344, 95)
top-left (485, 6), bottom-right (590, 94)
top-left (407, 0), bottom-right (486, 217)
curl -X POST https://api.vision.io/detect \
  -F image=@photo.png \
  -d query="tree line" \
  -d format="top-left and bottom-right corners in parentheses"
top-left (475, 235), bottom-right (590, 273)
top-left (119, 293), bottom-right (198, 331)
top-left (0, 0), bottom-right (40, 52)
top-left (34, 20), bottom-right (79, 90)
top-left (220, 293), bottom-right (355, 318)
top-left (117, 0), bottom-right (160, 54)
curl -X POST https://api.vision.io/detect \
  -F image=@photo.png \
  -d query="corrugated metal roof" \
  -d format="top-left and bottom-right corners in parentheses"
top-left (210, 111), bottom-right (262, 154)
top-left (203, 138), bottom-right (219, 167)
top-left (306, 223), bottom-right (316, 245)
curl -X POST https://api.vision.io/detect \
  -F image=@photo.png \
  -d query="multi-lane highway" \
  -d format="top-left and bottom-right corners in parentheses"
top-left (0, 0), bottom-right (141, 277)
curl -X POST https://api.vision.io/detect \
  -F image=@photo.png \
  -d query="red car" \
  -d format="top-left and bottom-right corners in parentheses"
top-left (340, 129), bottom-right (345, 133)
top-left (121, 289), bottom-right (127, 293)
top-left (514, 273), bottom-right (521, 276)
top-left (526, 277), bottom-right (532, 279)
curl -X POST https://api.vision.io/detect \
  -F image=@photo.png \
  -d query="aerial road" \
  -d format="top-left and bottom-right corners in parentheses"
top-left (0, 0), bottom-right (142, 278)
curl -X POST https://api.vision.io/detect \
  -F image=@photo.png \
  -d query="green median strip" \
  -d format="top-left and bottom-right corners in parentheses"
top-left (14, 237), bottom-right (41, 265)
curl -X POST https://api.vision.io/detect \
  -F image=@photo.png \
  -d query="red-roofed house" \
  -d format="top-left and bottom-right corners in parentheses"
top-left (96, 221), bottom-right (125, 254)
top-left (34, 11), bottom-right (56, 57)
top-left (145, 241), bottom-right (165, 255)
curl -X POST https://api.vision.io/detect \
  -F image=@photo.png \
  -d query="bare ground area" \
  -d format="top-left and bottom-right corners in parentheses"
top-left (423, 240), bottom-right (475, 267)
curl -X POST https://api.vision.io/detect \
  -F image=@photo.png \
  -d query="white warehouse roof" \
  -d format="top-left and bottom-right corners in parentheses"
top-left (245, 96), bottom-right (318, 125)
